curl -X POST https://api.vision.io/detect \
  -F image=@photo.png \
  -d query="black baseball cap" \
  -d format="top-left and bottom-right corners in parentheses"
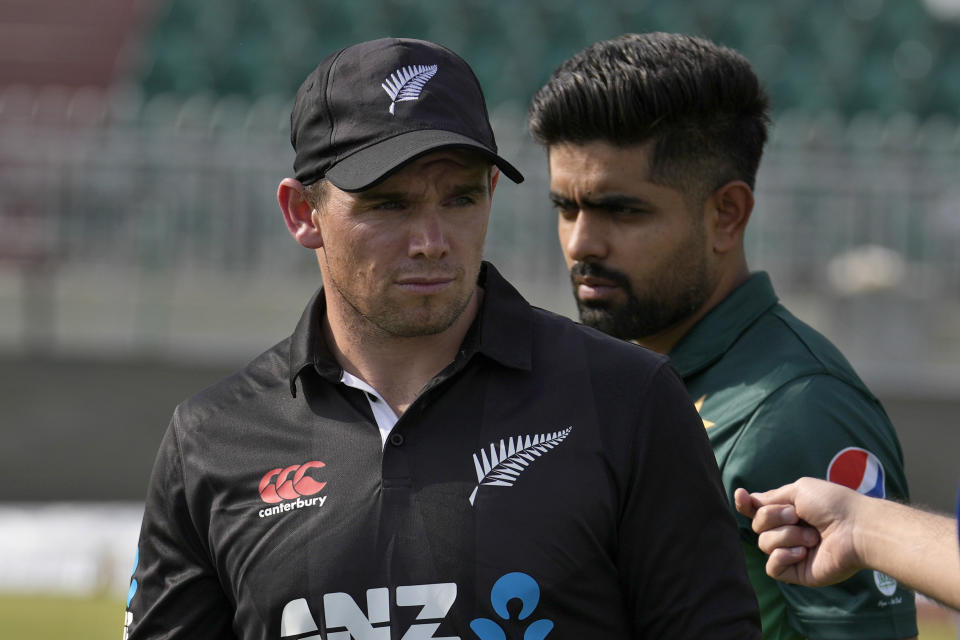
top-left (290, 37), bottom-right (524, 192)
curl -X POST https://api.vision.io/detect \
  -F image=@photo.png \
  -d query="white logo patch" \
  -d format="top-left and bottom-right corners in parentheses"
top-left (280, 583), bottom-right (456, 639)
top-left (468, 427), bottom-right (573, 505)
top-left (873, 570), bottom-right (898, 596)
top-left (381, 64), bottom-right (438, 115)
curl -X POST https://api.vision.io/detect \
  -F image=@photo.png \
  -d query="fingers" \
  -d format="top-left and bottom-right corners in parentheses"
top-left (756, 524), bottom-right (819, 555)
top-left (733, 487), bottom-right (757, 518)
top-left (751, 503), bottom-right (800, 534)
top-left (735, 482), bottom-right (804, 524)
top-left (748, 481), bottom-right (801, 508)
top-left (765, 546), bottom-right (808, 585)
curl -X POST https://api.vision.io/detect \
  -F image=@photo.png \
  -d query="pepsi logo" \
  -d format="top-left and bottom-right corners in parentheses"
top-left (259, 461), bottom-right (326, 504)
top-left (827, 447), bottom-right (885, 498)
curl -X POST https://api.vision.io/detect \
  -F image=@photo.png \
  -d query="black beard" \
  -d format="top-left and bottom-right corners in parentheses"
top-left (571, 259), bottom-right (710, 342)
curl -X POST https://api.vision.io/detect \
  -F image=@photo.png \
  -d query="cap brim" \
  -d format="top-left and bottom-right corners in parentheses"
top-left (325, 129), bottom-right (524, 192)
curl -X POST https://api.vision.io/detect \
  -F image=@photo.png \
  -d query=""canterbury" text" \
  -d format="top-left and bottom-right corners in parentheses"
top-left (258, 495), bottom-right (327, 518)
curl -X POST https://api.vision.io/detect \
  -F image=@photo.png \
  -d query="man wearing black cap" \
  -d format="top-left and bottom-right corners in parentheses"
top-left (124, 38), bottom-right (760, 639)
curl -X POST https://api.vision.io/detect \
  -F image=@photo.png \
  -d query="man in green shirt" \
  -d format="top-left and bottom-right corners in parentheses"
top-left (528, 33), bottom-right (917, 639)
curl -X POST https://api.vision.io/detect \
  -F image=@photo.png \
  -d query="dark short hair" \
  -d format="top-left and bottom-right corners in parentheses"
top-left (528, 33), bottom-right (771, 200)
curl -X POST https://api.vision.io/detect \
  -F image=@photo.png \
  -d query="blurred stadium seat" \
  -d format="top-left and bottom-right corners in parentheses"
top-left (130, 0), bottom-right (960, 117)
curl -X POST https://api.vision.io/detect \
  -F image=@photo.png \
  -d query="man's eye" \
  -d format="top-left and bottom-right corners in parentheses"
top-left (450, 195), bottom-right (475, 207)
top-left (372, 200), bottom-right (405, 210)
top-left (553, 202), bottom-right (578, 219)
top-left (608, 205), bottom-right (647, 217)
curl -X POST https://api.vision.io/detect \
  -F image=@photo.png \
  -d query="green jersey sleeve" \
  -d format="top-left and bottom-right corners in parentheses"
top-left (725, 374), bottom-right (917, 640)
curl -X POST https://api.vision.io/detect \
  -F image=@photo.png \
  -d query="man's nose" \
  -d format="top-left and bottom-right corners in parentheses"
top-left (409, 207), bottom-right (449, 259)
top-left (562, 210), bottom-right (609, 263)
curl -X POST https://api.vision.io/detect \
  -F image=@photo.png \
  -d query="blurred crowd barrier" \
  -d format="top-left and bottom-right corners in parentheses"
top-left (0, 503), bottom-right (142, 597)
top-left (3, 85), bottom-right (960, 390)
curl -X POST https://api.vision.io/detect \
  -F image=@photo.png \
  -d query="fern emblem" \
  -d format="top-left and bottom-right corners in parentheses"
top-left (381, 64), bottom-right (438, 115)
top-left (468, 427), bottom-right (573, 506)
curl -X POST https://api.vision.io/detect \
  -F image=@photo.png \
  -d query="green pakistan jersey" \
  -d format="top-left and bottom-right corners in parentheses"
top-left (668, 272), bottom-right (917, 640)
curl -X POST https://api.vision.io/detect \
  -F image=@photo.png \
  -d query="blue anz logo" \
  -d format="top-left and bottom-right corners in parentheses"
top-left (127, 547), bottom-right (139, 606)
top-left (123, 547), bottom-right (139, 640)
top-left (470, 572), bottom-right (554, 640)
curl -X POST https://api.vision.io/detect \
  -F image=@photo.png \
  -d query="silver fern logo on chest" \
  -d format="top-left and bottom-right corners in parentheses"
top-left (468, 427), bottom-right (573, 505)
top-left (381, 64), bottom-right (438, 115)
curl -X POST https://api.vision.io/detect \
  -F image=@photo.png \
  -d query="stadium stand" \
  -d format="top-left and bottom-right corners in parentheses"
top-left (0, 0), bottom-right (150, 89)
top-left (133, 0), bottom-right (960, 118)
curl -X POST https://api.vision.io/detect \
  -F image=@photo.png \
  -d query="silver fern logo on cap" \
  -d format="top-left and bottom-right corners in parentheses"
top-left (381, 64), bottom-right (438, 115)
top-left (468, 427), bottom-right (573, 506)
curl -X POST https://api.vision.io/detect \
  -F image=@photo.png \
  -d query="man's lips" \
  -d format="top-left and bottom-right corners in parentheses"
top-left (574, 276), bottom-right (620, 301)
top-left (396, 276), bottom-right (455, 293)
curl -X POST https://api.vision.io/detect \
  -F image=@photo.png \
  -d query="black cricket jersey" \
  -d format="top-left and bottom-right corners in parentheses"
top-left (126, 262), bottom-right (760, 639)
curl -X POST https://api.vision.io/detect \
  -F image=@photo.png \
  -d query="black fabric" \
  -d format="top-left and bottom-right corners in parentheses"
top-left (290, 38), bottom-right (523, 190)
top-left (127, 262), bottom-right (760, 639)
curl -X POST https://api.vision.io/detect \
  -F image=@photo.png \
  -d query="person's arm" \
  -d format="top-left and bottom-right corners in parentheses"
top-left (735, 477), bottom-right (960, 610)
top-left (126, 414), bottom-right (237, 639)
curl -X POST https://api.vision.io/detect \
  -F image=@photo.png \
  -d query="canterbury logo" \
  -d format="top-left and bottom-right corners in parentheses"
top-left (381, 64), bottom-right (438, 115)
top-left (259, 461), bottom-right (326, 504)
top-left (468, 428), bottom-right (573, 505)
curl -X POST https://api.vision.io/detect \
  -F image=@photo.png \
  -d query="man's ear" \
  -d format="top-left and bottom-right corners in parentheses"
top-left (707, 180), bottom-right (754, 254)
top-left (277, 178), bottom-right (323, 249)
top-left (489, 166), bottom-right (501, 196)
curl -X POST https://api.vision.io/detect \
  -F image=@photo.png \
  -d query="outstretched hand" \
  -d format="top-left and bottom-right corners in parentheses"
top-left (734, 477), bottom-right (867, 587)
